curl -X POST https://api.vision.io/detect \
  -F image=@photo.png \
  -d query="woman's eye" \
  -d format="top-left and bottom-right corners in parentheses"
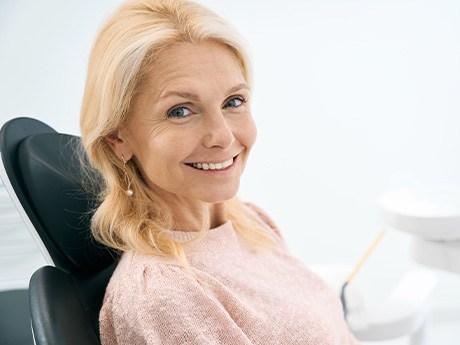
top-left (167, 106), bottom-right (191, 118)
top-left (224, 97), bottom-right (244, 109)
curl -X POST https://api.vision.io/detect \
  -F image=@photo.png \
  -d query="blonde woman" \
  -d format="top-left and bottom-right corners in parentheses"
top-left (80, 0), bottom-right (359, 344)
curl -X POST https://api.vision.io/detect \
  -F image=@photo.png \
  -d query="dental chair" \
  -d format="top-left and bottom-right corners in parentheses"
top-left (0, 117), bottom-right (117, 345)
top-left (0, 116), bottom-right (439, 345)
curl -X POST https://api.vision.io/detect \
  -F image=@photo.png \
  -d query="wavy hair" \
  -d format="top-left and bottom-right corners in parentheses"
top-left (80, 0), bottom-right (273, 265)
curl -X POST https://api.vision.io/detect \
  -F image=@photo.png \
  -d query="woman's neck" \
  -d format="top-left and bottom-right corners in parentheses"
top-left (172, 201), bottom-right (227, 231)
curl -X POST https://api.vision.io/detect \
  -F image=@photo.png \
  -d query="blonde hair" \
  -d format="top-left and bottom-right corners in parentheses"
top-left (80, 0), bottom-right (272, 264)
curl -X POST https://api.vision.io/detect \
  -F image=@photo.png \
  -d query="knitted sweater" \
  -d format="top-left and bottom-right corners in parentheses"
top-left (100, 205), bottom-right (359, 345)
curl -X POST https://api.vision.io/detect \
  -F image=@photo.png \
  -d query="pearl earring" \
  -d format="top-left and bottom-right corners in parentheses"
top-left (121, 155), bottom-right (134, 196)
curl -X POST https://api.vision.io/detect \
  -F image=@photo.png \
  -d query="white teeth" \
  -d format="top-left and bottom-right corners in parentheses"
top-left (190, 158), bottom-right (233, 171)
top-left (222, 159), bottom-right (232, 168)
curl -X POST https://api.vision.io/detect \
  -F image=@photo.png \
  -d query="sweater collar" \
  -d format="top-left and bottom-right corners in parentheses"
top-left (165, 220), bottom-right (233, 242)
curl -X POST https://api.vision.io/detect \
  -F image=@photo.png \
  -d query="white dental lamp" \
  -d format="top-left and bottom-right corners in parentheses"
top-left (379, 186), bottom-right (460, 274)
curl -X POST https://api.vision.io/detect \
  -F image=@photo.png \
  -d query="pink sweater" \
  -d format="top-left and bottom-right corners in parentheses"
top-left (100, 205), bottom-right (359, 344)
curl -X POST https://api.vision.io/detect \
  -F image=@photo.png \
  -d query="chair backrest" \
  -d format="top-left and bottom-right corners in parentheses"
top-left (0, 117), bottom-right (118, 345)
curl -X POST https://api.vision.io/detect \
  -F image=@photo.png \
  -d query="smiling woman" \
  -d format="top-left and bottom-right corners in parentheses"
top-left (105, 42), bottom-right (257, 229)
top-left (79, 0), bottom-right (359, 344)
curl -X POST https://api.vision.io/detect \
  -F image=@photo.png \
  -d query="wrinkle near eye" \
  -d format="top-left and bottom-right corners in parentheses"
top-left (129, 117), bottom-right (173, 141)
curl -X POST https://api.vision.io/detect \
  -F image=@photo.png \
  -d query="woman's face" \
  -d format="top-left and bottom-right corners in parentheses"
top-left (110, 41), bottom-right (256, 208)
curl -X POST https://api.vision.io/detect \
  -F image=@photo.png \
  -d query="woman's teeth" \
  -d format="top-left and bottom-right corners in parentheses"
top-left (190, 158), bottom-right (233, 170)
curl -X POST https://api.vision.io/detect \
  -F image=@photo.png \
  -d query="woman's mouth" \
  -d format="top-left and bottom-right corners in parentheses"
top-left (186, 157), bottom-right (235, 171)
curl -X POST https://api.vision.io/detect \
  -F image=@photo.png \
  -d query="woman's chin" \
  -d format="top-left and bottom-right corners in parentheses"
top-left (198, 186), bottom-right (240, 204)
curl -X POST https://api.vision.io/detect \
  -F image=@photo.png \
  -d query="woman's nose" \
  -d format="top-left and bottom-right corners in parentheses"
top-left (202, 112), bottom-right (235, 149)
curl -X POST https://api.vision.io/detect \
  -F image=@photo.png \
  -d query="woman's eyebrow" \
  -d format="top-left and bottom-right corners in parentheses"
top-left (227, 83), bottom-right (250, 94)
top-left (158, 91), bottom-right (199, 102)
top-left (157, 83), bottom-right (250, 103)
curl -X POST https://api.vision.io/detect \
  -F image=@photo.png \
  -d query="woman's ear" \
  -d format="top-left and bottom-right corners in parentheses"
top-left (105, 130), bottom-right (133, 160)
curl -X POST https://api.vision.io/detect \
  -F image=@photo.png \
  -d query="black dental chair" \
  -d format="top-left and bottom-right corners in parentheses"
top-left (0, 117), bottom-right (118, 345)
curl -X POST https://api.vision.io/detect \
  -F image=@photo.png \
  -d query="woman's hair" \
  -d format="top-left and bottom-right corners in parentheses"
top-left (80, 0), bottom-right (273, 264)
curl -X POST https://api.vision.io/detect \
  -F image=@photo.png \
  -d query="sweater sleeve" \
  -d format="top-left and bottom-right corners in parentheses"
top-left (99, 262), bottom-right (252, 345)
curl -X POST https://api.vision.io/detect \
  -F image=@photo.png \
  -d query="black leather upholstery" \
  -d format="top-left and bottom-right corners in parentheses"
top-left (29, 264), bottom-right (116, 345)
top-left (0, 118), bottom-right (115, 273)
top-left (0, 117), bottom-right (118, 345)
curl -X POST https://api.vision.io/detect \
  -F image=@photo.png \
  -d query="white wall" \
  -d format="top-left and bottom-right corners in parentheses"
top-left (1, 0), bottom-right (460, 316)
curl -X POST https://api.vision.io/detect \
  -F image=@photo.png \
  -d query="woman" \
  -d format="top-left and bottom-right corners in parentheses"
top-left (80, 0), bottom-right (359, 344)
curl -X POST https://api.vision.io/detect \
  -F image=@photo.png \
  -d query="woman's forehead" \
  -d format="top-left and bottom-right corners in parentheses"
top-left (141, 42), bottom-right (247, 98)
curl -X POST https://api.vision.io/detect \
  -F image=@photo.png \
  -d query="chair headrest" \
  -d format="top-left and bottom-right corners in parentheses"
top-left (0, 118), bottom-right (116, 275)
top-left (18, 132), bottom-right (116, 274)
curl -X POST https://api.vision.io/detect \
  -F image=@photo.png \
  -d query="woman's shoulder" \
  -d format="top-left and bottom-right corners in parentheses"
top-left (104, 251), bottom-right (194, 304)
top-left (99, 252), bottom-right (227, 343)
